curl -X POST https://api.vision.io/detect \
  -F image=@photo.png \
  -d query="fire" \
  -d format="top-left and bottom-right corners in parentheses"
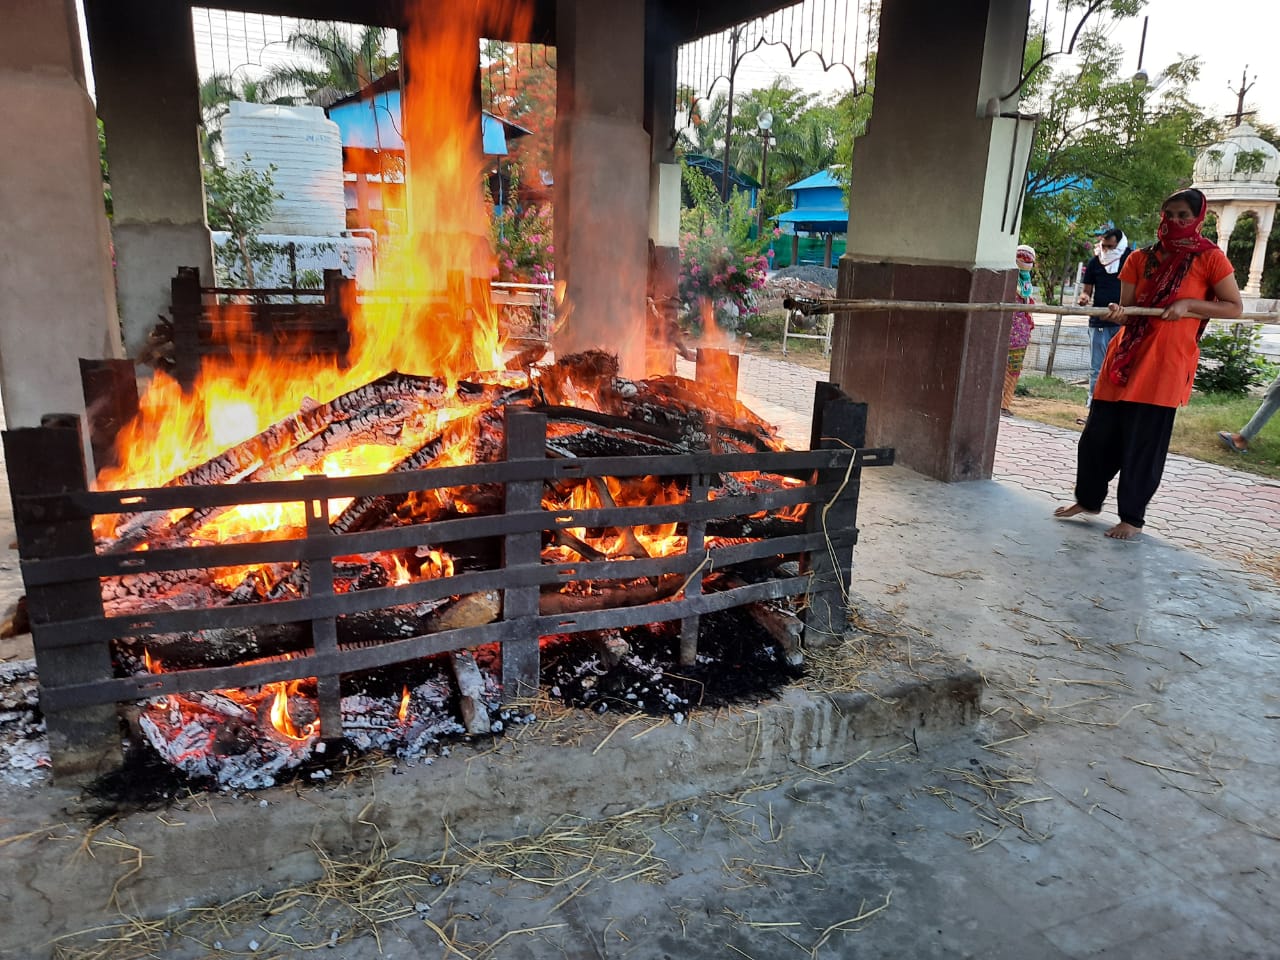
top-left (397, 686), bottom-right (411, 723)
top-left (94, 0), bottom-right (535, 546)
top-left (548, 475), bottom-right (688, 560)
top-left (267, 681), bottom-right (312, 742)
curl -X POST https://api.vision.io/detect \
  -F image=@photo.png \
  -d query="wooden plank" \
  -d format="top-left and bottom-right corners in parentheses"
top-left (22, 480), bottom-right (848, 585)
top-left (679, 473), bottom-right (711, 665)
top-left (58, 447), bottom-right (862, 514)
top-left (170, 266), bottom-right (203, 390)
top-left (500, 407), bottom-right (545, 700)
top-left (2, 420), bottom-right (119, 781)
top-left (304, 496), bottom-right (343, 739)
top-left (36, 530), bottom-right (832, 649)
top-left (42, 575), bottom-right (817, 712)
top-left (78, 358), bottom-right (139, 476)
top-left (801, 382), bottom-right (867, 648)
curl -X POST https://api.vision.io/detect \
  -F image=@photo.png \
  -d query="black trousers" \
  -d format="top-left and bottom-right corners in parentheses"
top-left (1074, 399), bottom-right (1176, 528)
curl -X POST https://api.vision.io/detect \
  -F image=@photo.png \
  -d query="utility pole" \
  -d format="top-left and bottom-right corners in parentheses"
top-left (719, 25), bottom-right (742, 201)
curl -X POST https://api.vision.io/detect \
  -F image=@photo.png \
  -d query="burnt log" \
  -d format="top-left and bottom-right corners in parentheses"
top-left (119, 590), bottom-right (499, 671)
top-left (538, 574), bottom-right (686, 615)
top-left (109, 371), bottom-right (448, 549)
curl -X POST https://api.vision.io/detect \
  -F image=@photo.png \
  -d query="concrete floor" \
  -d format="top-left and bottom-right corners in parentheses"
top-left (2, 384), bottom-right (1279, 958)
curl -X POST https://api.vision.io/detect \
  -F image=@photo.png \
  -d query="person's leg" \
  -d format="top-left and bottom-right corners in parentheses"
top-left (1088, 327), bottom-right (1107, 403)
top-left (1056, 399), bottom-right (1123, 518)
top-left (1111, 401), bottom-right (1177, 538)
top-left (1002, 348), bottom-right (1025, 412)
top-left (1239, 373), bottom-right (1280, 442)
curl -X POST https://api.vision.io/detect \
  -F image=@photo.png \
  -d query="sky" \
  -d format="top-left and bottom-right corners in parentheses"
top-left (712, 0), bottom-right (1280, 130)
top-left (75, 1), bottom-right (1280, 130)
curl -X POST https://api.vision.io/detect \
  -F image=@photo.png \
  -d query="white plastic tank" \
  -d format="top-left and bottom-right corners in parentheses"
top-left (221, 101), bottom-right (347, 236)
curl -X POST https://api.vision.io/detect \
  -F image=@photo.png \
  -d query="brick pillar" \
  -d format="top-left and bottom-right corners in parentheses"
top-left (832, 0), bottom-right (1033, 481)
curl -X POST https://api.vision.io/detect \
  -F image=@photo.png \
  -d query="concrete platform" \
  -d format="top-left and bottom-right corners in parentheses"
top-left (0, 637), bottom-right (978, 959)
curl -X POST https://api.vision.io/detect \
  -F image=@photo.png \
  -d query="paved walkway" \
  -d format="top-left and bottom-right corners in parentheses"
top-left (683, 351), bottom-right (1280, 571)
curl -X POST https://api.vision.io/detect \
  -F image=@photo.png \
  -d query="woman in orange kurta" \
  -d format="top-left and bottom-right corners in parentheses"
top-left (1054, 188), bottom-right (1242, 540)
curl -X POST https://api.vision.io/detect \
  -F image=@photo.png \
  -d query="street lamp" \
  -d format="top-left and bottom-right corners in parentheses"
top-left (756, 110), bottom-right (773, 239)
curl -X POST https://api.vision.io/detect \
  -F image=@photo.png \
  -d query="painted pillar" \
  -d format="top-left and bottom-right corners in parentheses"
top-left (645, 12), bottom-right (681, 375)
top-left (0, 0), bottom-right (122, 430)
top-left (85, 0), bottom-right (214, 359)
top-left (1244, 204), bottom-right (1276, 299)
top-left (554, 0), bottom-right (651, 377)
top-left (1214, 203), bottom-right (1241, 255)
top-left (831, 0), bottom-right (1033, 481)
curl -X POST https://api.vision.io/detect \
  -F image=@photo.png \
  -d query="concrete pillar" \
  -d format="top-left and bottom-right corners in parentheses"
top-left (0, 0), bottom-right (122, 430)
top-left (831, 0), bottom-right (1032, 481)
top-left (645, 22), bottom-right (681, 375)
top-left (1214, 203), bottom-right (1240, 255)
top-left (554, 0), bottom-right (651, 377)
top-left (85, 0), bottom-right (214, 359)
top-left (1244, 204), bottom-right (1275, 299)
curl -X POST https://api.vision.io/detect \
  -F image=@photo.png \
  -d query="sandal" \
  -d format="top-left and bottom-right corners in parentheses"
top-left (1217, 430), bottom-right (1248, 454)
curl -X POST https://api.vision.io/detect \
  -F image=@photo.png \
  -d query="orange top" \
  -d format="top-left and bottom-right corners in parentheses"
top-left (1093, 245), bottom-right (1234, 408)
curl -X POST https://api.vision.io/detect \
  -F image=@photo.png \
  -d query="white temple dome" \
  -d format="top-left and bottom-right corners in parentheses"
top-left (1192, 122), bottom-right (1280, 202)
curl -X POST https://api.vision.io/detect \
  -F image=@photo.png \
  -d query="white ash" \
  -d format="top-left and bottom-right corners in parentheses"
top-left (0, 659), bottom-right (50, 787)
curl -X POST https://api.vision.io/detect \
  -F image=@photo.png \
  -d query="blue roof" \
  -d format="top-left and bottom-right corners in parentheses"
top-left (327, 83), bottom-right (528, 157)
top-left (786, 169), bottom-right (844, 191)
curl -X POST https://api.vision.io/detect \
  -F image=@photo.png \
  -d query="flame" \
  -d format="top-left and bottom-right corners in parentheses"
top-left (397, 686), bottom-right (411, 723)
top-left (267, 682), bottom-right (310, 742)
top-left (549, 476), bottom-right (688, 560)
top-left (94, 0), bottom-right (534, 546)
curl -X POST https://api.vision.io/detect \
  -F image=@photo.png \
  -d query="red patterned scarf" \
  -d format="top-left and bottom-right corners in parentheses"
top-left (1108, 199), bottom-right (1218, 386)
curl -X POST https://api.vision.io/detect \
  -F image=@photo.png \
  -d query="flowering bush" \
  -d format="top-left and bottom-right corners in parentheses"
top-left (488, 165), bottom-right (554, 284)
top-left (678, 232), bottom-right (768, 333)
top-left (677, 162), bottom-right (768, 333)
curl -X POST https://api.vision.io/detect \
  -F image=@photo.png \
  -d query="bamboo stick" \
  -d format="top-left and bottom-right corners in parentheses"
top-left (782, 296), bottom-right (1280, 324)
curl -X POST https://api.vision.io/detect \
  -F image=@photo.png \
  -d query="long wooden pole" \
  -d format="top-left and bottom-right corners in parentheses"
top-left (783, 296), bottom-right (1280, 324)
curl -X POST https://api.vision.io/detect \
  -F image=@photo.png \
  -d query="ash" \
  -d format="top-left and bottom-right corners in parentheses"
top-left (0, 659), bottom-right (50, 787)
top-left (543, 608), bottom-right (803, 718)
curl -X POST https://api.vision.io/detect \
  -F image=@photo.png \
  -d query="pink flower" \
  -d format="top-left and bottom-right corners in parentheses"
top-left (545, 245), bottom-right (554, 254)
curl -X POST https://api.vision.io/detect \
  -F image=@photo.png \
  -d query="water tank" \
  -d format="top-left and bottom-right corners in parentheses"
top-left (221, 102), bottom-right (347, 236)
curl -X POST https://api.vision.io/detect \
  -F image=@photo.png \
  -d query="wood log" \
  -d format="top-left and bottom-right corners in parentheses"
top-left (538, 574), bottom-right (685, 615)
top-left (451, 650), bottom-right (491, 734)
top-left (118, 590), bottom-right (498, 671)
top-left (109, 371), bottom-right (448, 549)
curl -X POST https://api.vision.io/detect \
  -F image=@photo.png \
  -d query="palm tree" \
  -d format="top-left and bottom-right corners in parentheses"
top-left (199, 72), bottom-right (282, 162)
top-left (260, 21), bottom-right (396, 105)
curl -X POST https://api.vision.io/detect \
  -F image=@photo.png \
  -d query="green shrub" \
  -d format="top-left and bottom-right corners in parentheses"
top-left (743, 310), bottom-right (787, 342)
top-left (1196, 323), bottom-right (1270, 396)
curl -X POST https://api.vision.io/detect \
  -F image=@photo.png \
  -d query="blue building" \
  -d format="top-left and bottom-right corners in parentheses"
top-left (326, 73), bottom-right (531, 232)
top-left (773, 168), bottom-right (849, 267)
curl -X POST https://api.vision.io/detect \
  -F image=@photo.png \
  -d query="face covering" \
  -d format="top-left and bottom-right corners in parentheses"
top-left (1158, 209), bottom-right (1207, 249)
top-left (1097, 233), bottom-right (1128, 274)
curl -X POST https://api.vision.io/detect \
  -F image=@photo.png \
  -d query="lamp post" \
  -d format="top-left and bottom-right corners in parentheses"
top-left (756, 110), bottom-right (773, 239)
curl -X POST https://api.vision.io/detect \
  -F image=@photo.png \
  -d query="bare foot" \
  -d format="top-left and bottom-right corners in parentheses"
top-left (1053, 503), bottom-right (1098, 519)
top-left (1104, 521), bottom-right (1142, 540)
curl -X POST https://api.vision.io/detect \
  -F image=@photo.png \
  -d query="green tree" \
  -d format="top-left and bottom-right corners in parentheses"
top-left (1019, 23), bottom-right (1215, 300)
top-left (482, 42), bottom-right (557, 186)
top-left (204, 157), bottom-right (283, 288)
top-left (198, 72), bottom-right (288, 163)
top-left (97, 117), bottom-right (112, 218)
top-left (261, 21), bottom-right (396, 104)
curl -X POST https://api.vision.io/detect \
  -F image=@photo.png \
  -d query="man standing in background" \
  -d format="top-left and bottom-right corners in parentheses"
top-left (1077, 228), bottom-right (1130, 406)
